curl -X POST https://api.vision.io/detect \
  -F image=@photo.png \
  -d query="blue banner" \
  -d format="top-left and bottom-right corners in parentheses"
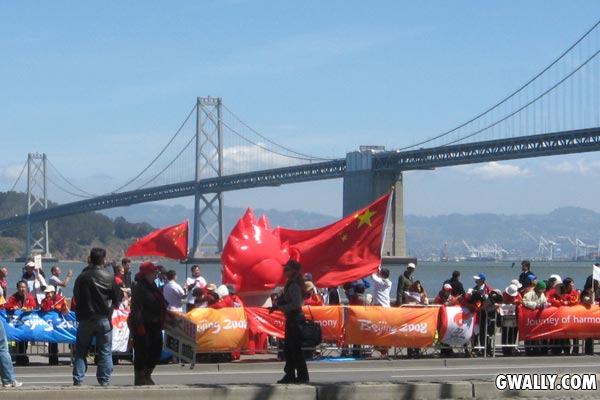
top-left (0, 310), bottom-right (77, 343)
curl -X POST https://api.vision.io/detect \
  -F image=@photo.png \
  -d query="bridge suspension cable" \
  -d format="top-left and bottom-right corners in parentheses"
top-left (135, 134), bottom-right (196, 190)
top-left (0, 160), bottom-right (27, 212)
top-left (109, 103), bottom-right (197, 193)
top-left (46, 159), bottom-right (97, 198)
top-left (441, 48), bottom-right (600, 146)
top-left (4, 160), bottom-right (27, 193)
top-left (221, 104), bottom-right (334, 162)
top-left (398, 19), bottom-right (600, 151)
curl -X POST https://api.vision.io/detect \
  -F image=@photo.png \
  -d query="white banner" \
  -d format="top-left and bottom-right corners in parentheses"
top-left (111, 307), bottom-right (130, 353)
top-left (440, 306), bottom-right (475, 347)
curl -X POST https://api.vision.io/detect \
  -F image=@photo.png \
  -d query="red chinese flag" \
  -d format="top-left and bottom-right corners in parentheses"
top-left (279, 191), bottom-right (392, 288)
top-left (125, 221), bottom-right (188, 260)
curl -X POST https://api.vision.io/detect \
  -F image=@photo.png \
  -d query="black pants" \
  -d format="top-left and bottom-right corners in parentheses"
top-left (16, 341), bottom-right (29, 365)
top-left (283, 312), bottom-right (309, 381)
top-left (48, 342), bottom-right (59, 365)
top-left (584, 338), bottom-right (594, 355)
top-left (132, 323), bottom-right (163, 371)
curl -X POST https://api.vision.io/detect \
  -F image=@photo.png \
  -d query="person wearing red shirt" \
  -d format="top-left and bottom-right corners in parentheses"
top-left (40, 285), bottom-right (70, 365)
top-left (4, 280), bottom-right (37, 311)
top-left (562, 278), bottom-right (581, 355)
top-left (40, 286), bottom-right (69, 314)
top-left (4, 280), bottom-right (37, 366)
top-left (434, 283), bottom-right (459, 306)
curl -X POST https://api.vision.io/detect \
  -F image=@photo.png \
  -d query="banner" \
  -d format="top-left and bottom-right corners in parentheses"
top-left (2, 308), bottom-right (132, 352)
top-left (438, 306), bottom-right (476, 346)
top-left (111, 307), bottom-right (130, 353)
top-left (303, 306), bottom-right (344, 342)
top-left (519, 304), bottom-right (600, 340)
top-left (1, 309), bottom-right (77, 343)
top-left (245, 307), bottom-right (286, 339)
top-left (187, 307), bottom-right (250, 351)
top-left (344, 306), bottom-right (439, 348)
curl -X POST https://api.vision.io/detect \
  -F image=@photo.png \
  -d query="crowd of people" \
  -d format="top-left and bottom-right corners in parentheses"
top-left (1, 253), bottom-right (600, 388)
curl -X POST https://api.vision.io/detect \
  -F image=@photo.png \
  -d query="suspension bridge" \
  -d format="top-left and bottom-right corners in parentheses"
top-left (2, 21), bottom-right (600, 261)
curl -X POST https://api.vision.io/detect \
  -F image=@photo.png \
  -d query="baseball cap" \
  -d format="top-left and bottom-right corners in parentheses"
top-left (473, 272), bottom-right (486, 281)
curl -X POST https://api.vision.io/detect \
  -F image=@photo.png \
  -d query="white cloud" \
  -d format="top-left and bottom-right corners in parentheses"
top-left (461, 161), bottom-right (530, 180)
top-left (544, 159), bottom-right (600, 176)
top-left (221, 144), bottom-right (298, 175)
top-left (0, 164), bottom-right (28, 190)
top-left (0, 164), bottom-right (26, 180)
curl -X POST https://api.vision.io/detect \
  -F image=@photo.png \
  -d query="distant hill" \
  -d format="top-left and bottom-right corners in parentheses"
top-left (405, 207), bottom-right (600, 260)
top-left (0, 191), bottom-right (154, 261)
top-left (103, 203), bottom-right (600, 261)
top-left (100, 204), bottom-right (338, 236)
top-left (2, 190), bottom-right (599, 261)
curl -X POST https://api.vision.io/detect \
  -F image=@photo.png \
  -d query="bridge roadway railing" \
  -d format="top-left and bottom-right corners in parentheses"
top-left (2, 127), bottom-right (600, 230)
top-left (372, 127), bottom-right (600, 170)
top-left (0, 159), bottom-right (346, 231)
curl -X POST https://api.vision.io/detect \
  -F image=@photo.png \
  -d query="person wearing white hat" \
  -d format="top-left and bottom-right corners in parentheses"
top-left (510, 279), bottom-right (522, 289)
top-left (433, 283), bottom-right (458, 306)
top-left (40, 284), bottom-right (70, 364)
top-left (500, 284), bottom-right (522, 356)
top-left (22, 261), bottom-right (48, 306)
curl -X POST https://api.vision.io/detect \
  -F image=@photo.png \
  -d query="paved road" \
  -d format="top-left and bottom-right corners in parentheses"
top-left (14, 353), bottom-right (600, 387)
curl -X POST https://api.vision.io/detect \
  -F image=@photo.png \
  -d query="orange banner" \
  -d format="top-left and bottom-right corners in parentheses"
top-left (245, 307), bottom-right (286, 339)
top-left (187, 307), bottom-right (250, 351)
top-left (519, 304), bottom-right (600, 340)
top-left (344, 306), bottom-right (439, 347)
top-left (302, 306), bottom-right (344, 342)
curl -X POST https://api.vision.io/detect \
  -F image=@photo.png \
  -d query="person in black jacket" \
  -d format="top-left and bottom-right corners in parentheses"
top-left (271, 260), bottom-right (309, 384)
top-left (128, 261), bottom-right (167, 386)
top-left (444, 270), bottom-right (466, 299)
top-left (72, 247), bottom-right (120, 387)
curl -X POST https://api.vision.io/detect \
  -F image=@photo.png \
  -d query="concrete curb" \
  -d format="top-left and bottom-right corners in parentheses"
top-left (2, 380), bottom-right (598, 400)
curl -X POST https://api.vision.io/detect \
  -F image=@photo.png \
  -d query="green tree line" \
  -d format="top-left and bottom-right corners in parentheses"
top-left (0, 191), bottom-right (154, 261)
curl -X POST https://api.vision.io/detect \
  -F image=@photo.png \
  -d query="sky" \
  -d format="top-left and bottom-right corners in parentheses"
top-left (2, 2), bottom-right (600, 218)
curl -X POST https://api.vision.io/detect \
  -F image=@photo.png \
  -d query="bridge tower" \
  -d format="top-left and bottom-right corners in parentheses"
top-left (343, 148), bottom-right (406, 257)
top-left (25, 153), bottom-right (53, 259)
top-left (190, 97), bottom-right (225, 258)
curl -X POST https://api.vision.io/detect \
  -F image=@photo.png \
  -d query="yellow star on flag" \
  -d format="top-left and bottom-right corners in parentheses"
top-left (172, 226), bottom-right (185, 244)
top-left (356, 208), bottom-right (376, 228)
top-left (340, 233), bottom-right (348, 241)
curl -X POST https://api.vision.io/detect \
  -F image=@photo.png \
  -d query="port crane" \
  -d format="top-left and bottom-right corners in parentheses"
top-left (462, 240), bottom-right (506, 260)
top-left (556, 236), bottom-right (597, 260)
top-left (521, 230), bottom-right (558, 260)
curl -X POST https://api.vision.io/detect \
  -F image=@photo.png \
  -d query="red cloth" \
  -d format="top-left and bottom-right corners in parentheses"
top-left (4, 292), bottom-right (37, 310)
top-left (125, 221), bottom-right (188, 260)
top-left (279, 192), bottom-right (392, 288)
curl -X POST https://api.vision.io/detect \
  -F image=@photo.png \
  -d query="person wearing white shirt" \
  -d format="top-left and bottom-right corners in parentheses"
top-left (22, 262), bottom-right (48, 306)
top-left (371, 268), bottom-right (392, 307)
top-left (185, 265), bottom-right (207, 312)
top-left (163, 270), bottom-right (186, 312)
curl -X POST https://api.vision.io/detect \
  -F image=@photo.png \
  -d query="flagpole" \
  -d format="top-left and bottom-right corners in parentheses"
top-left (378, 187), bottom-right (395, 260)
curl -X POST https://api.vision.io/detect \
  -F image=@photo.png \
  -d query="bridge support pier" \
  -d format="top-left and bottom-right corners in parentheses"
top-left (190, 97), bottom-right (225, 259)
top-left (343, 150), bottom-right (406, 257)
top-left (24, 153), bottom-right (53, 260)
